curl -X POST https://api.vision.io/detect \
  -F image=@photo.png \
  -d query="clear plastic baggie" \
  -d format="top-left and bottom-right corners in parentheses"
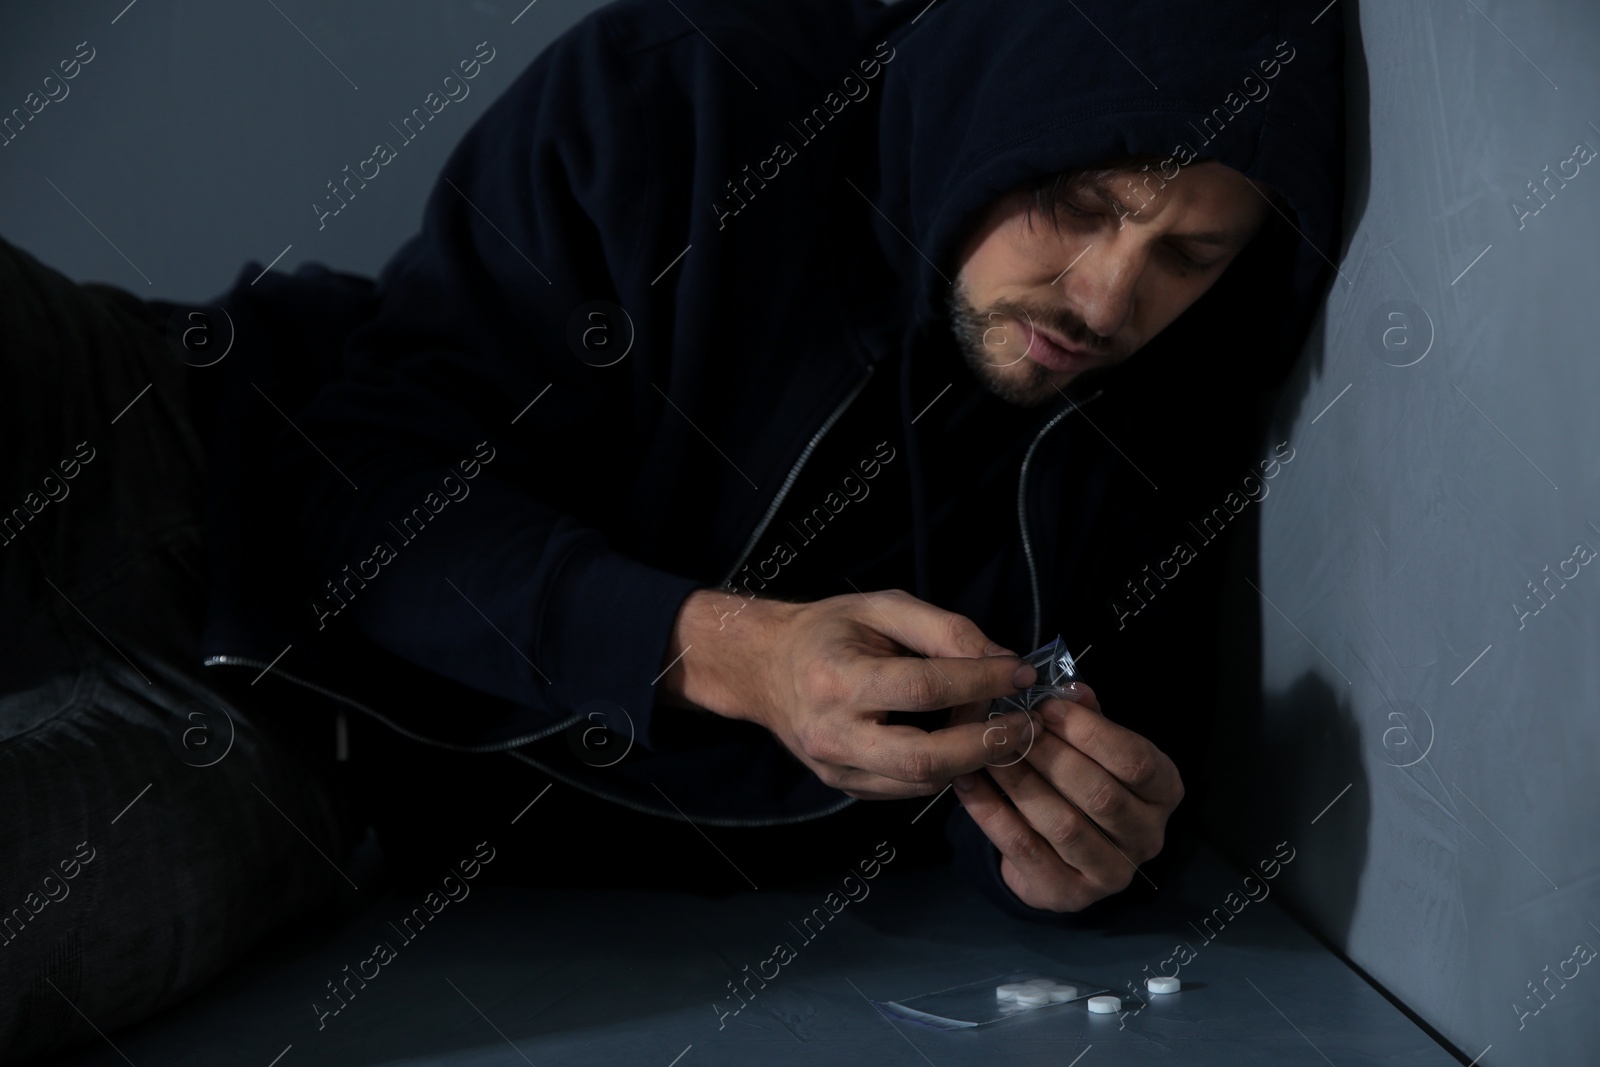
top-left (875, 970), bottom-right (1110, 1030)
top-left (990, 635), bottom-right (1083, 714)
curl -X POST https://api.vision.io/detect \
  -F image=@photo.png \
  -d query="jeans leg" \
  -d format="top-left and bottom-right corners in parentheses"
top-left (0, 648), bottom-right (365, 1063)
top-left (0, 236), bottom-right (364, 1061)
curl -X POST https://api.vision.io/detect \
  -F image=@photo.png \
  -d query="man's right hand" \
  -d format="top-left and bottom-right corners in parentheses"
top-left (658, 587), bottom-right (1038, 799)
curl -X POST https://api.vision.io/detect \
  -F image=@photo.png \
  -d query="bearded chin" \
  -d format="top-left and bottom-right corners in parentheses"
top-left (943, 280), bottom-right (1058, 409)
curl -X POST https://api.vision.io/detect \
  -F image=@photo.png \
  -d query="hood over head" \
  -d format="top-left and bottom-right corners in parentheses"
top-left (862, 0), bottom-right (1345, 391)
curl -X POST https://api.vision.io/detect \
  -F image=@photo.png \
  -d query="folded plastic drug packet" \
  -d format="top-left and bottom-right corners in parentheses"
top-left (990, 635), bottom-right (1083, 714)
top-left (980, 636), bottom-right (1083, 766)
top-left (876, 971), bottom-right (1109, 1030)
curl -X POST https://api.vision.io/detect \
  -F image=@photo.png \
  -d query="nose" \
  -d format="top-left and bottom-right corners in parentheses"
top-left (1070, 242), bottom-right (1142, 340)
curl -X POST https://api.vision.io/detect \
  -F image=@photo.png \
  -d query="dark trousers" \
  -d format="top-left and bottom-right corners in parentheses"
top-left (0, 237), bottom-right (952, 1062)
top-left (0, 235), bottom-right (371, 1062)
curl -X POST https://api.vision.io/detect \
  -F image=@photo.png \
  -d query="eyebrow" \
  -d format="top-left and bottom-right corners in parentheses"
top-left (1082, 179), bottom-right (1254, 249)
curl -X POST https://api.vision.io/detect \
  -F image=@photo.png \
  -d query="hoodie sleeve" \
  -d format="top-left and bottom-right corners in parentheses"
top-left (944, 802), bottom-right (1086, 922)
top-left (279, 17), bottom-right (703, 748)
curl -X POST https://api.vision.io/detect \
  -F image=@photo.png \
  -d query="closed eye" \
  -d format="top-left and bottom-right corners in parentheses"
top-left (1168, 243), bottom-right (1219, 270)
top-left (1055, 194), bottom-right (1228, 269)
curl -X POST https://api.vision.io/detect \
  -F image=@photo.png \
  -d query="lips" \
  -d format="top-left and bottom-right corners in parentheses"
top-left (1017, 317), bottom-right (1103, 374)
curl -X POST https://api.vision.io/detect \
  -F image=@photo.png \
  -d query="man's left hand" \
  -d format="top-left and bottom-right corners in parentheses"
top-left (950, 683), bottom-right (1184, 913)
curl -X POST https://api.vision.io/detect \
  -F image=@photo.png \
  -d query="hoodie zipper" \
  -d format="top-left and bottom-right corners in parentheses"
top-left (203, 366), bottom-right (876, 829)
top-left (721, 365), bottom-right (877, 586)
top-left (1019, 388), bottom-right (1105, 650)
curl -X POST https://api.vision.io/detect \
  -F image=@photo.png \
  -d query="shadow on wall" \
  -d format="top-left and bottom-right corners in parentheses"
top-left (1206, 651), bottom-right (1372, 949)
top-left (1203, 0), bottom-right (1374, 951)
top-left (1203, 446), bottom-right (1371, 949)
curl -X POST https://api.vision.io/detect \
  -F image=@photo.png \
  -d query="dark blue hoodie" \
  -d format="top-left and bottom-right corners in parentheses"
top-left (196, 0), bottom-right (1343, 917)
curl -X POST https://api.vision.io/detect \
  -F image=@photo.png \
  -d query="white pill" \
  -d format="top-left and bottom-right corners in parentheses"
top-left (1014, 989), bottom-right (1052, 1007)
top-left (1086, 995), bottom-right (1121, 1014)
top-left (1045, 984), bottom-right (1078, 1003)
top-left (1146, 976), bottom-right (1181, 994)
top-left (1022, 977), bottom-right (1056, 988)
top-left (996, 983), bottom-right (1029, 1000)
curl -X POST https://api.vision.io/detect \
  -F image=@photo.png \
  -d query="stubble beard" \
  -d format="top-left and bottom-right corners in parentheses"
top-left (944, 280), bottom-right (1063, 409)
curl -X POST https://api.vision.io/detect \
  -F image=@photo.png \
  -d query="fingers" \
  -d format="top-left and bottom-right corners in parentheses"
top-left (1059, 680), bottom-right (1101, 715)
top-left (836, 589), bottom-right (1036, 711)
top-left (985, 757), bottom-right (1135, 891)
top-left (944, 699), bottom-right (990, 728)
top-left (848, 587), bottom-right (1014, 659)
top-left (830, 715), bottom-right (1035, 787)
top-left (851, 652), bottom-right (1036, 713)
top-left (791, 740), bottom-right (949, 800)
top-left (951, 771), bottom-right (1103, 913)
top-left (830, 769), bottom-right (952, 801)
top-left (803, 724), bottom-right (1028, 799)
top-left (934, 698), bottom-right (1052, 782)
top-left (941, 699), bottom-right (1044, 770)
top-left (1018, 726), bottom-right (1163, 861)
top-left (1036, 697), bottom-right (1183, 807)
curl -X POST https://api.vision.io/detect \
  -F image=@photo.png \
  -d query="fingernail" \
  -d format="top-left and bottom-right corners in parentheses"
top-left (953, 773), bottom-right (974, 792)
top-left (1012, 664), bottom-right (1037, 689)
top-left (1040, 700), bottom-right (1066, 724)
top-left (983, 643), bottom-right (1018, 657)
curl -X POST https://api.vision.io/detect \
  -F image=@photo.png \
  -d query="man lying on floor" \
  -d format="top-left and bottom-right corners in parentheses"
top-left (0, 0), bottom-right (1342, 1059)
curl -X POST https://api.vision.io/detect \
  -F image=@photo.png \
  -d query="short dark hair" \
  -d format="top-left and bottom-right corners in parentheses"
top-left (1023, 153), bottom-right (1170, 230)
top-left (1021, 152), bottom-right (1289, 233)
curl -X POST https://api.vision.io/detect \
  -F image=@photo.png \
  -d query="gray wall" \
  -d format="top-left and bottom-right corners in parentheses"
top-left (0, 0), bottom-right (603, 301)
top-left (1210, 2), bottom-right (1600, 1064)
top-left (5, 0), bottom-right (1597, 1063)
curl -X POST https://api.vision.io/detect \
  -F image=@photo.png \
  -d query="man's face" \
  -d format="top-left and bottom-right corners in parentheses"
top-left (949, 161), bottom-right (1272, 407)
